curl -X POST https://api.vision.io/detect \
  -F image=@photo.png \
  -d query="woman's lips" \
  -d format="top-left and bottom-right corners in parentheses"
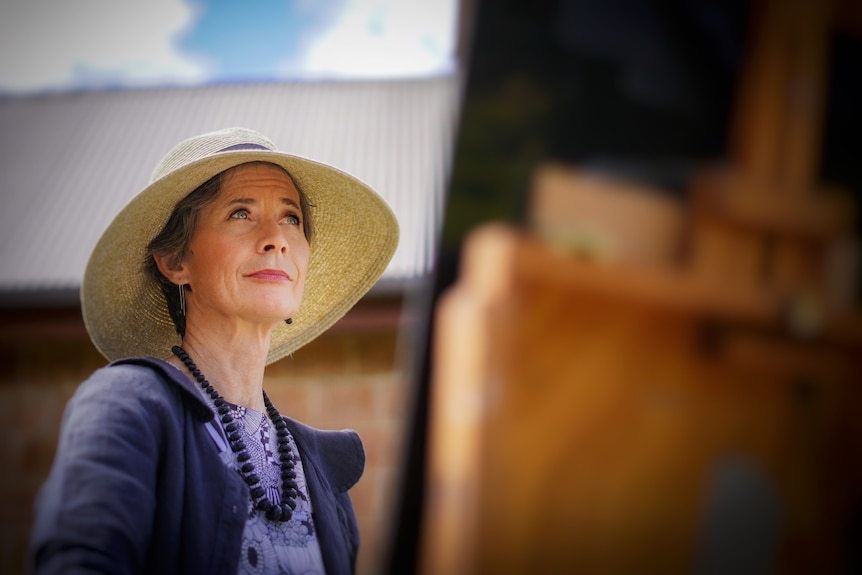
top-left (246, 269), bottom-right (291, 281)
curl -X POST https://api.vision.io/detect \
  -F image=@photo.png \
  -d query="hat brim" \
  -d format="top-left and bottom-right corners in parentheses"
top-left (82, 149), bottom-right (399, 365)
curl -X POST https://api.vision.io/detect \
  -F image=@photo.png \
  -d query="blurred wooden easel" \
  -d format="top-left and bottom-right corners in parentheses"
top-left (420, 0), bottom-right (862, 573)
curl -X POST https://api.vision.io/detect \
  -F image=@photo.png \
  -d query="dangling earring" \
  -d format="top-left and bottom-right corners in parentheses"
top-left (285, 318), bottom-right (293, 325)
top-left (178, 283), bottom-right (186, 317)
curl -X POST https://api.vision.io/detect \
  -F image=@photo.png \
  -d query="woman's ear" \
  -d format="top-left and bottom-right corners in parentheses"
top-left (153, 253), bottom-right (188, 286)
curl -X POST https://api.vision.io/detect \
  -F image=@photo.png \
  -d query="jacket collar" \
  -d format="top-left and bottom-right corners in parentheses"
top-left (107, 359), bottom-right (364, 493)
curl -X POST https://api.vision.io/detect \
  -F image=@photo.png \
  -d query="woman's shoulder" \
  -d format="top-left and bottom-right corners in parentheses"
top-left (285, 418), bottom-right (365, 493)
top-left (74, 356), bottom-right (210, 419)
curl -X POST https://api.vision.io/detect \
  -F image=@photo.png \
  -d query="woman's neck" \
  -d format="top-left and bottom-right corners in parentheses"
top-left (170, 325), bottom-right (272, 411)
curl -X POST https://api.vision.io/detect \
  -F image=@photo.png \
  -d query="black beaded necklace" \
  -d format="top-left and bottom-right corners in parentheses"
top-left (172, 345), bottom-right (298, 522)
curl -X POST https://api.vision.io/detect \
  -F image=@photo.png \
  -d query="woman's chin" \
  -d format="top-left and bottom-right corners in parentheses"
top-left (246, 293), bottom-right (299, 315)
top-left (234, 305), bottom-right (299, 329)
top-left (250, 291), bottom-right (302, 324)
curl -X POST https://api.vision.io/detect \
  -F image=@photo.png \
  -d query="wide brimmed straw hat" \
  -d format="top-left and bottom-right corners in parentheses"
top-left (82, 127), bottom-right (399, 365)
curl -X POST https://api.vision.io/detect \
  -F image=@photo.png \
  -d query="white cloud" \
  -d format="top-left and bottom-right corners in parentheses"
top-left (295, 0), bottom-right (458, 78)
top-left (0, 0), bottom-right (211, 93)
top-left (0, 0), bottom-right (458, 93)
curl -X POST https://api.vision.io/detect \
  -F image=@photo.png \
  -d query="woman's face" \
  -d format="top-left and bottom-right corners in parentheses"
top-left (179, 163), bottom-right (311, 328)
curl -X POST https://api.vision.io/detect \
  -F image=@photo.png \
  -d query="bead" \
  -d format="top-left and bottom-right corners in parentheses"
top-left (237, 452), bottom-right (251, 462)
top-left (282, 470), bottom-right (296, 480)
top-left (279, 452), bottom-right (293, 462)
top-left (214, 398), bottom-right (225, 407)
top-left (217, 405), bottom-right (230, 415)
top-left (231, 441), bottom-right (246, 452)
top-left (285, 498), bottom-right (297, 510)
top-left (250, 487), bottom-right (265, 499)
top-left (280, 507), bottom-right (293, 522)
top-left (225, 422), bottom-right (238, 433)
top-left (228, 432), bottom-right (241, 443)
top-left (266, 506), bottom-right (281, 521)
top-left (244, 474), bottom-right (260, 486)
top-left (222, 415), bottom-right (234, 423)
top-left (241, 463), bottom-right (254, 473)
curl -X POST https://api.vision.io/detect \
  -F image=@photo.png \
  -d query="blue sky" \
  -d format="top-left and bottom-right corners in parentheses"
top-left (0, 0), bottom-right (458, 94)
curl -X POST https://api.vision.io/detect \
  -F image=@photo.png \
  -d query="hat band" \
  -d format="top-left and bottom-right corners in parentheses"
top-left (217, 143), bottom-right (271, 152)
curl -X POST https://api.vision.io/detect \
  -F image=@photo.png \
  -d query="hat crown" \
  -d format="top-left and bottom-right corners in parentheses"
top-left (150, 127), bottom-right (277, 183)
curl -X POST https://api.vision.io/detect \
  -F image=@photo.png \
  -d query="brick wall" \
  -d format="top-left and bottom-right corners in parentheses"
top-left (0, 296), bottom-right (414, 575)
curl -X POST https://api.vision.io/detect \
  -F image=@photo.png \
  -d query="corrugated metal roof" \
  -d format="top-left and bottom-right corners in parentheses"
top-left (0, 76), bottom-right (460, 303)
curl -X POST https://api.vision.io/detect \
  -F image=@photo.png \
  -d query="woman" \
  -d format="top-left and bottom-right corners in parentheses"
top-left (29, 127), bottom-right (399, 574)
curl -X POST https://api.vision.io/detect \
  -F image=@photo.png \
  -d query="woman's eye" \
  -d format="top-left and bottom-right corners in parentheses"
top-left (230, 208), bottom-right (249, 220)
top-left (285, 214), bottom-right (301, 226)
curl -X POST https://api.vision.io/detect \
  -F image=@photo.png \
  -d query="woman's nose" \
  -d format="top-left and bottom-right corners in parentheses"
top-left (259, 221), bottom-right (288, 253)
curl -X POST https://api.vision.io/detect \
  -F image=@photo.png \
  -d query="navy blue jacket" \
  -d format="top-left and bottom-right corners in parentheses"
top-left (30, 357), bottom-right (363, 574)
